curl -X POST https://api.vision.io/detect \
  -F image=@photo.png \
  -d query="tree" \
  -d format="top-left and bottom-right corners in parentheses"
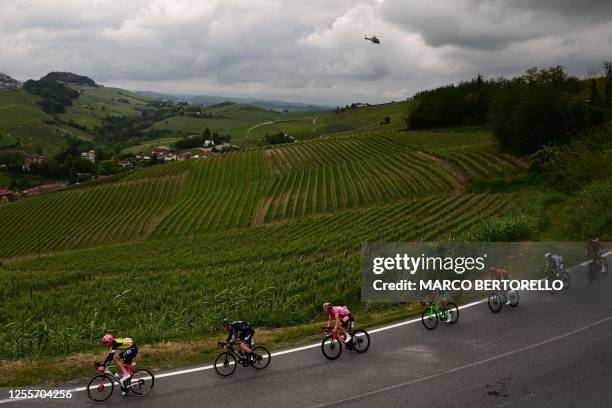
top-left (604, 61), bottom-right (612, 110)
top-left (490, 66), bottom-right (590, 154)
top-left (265, 132), bottom-right (293, 145)
top-left (202, 128), bottom-right (212, 140)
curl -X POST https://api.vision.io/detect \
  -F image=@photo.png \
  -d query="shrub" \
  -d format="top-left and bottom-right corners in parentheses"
top-left (564, 178), bottom-right (612, 239)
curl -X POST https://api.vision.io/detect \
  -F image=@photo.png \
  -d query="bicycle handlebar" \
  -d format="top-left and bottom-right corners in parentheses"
top-left (218, 340), bottom-right (238, 348)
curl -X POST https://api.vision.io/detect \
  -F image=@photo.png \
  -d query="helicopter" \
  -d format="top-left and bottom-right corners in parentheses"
top-left (364, 35), bottom-right (381, 44)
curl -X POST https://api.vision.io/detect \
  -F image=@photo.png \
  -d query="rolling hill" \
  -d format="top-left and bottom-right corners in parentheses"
top-left (0, 119), bottom-right (529, 368)
top-left (10, 69), bottom-right (602, 389)
top-left (136, 100), bottom-right (411, 150)
top-left (0, 90), bottom-right (93, 156)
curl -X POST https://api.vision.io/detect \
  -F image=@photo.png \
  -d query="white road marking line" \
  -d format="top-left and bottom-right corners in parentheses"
top-left (1, 252), bottom-right (609, 404)
top-left (309, 314), bottom-right (612, 408)
top-left (579, 250), bottom-right (612, 266)
top-left (0, 301), bottom-right (486, 404)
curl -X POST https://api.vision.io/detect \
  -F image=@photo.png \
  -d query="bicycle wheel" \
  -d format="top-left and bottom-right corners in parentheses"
top-left (321, 335), bottom-right (342, 360)
top-left (589, 263), bottom-right (600, 285)
top-left (443, 303), bottom-right (459, 325)
top-left (128, 368), bottom-right (155, 396)
top-left (488, 293), bottom-right (502, 313)
top-left (87, 373), bottom-right (115, 403)
top-left (250, 345), bottom-right (271, 370)
top-left (214, 352), bottom-right (237, 377)
top-left (351, 329), bottom-right (370, 353)
top-left (508, 290), bottom-right (519, 307)
top-left (560, 271), bottom-right (571, 290)
top-left (421, 307), bottom-right (438, 330)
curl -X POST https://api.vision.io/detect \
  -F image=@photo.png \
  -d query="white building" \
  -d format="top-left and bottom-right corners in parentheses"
top-left (81, 150), bottom-right (96, 163)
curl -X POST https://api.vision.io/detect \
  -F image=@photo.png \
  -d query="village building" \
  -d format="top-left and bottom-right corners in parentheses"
top-left (0, 188), bottom-right (14, 201)
top-left (135, 153), bottom-right (151, 161)
top-left (179, 152), bottom-right (193, 160)
top-left (118, 160), bottom-right (134, 168)
top-left (23, 154), bottom-right (47, 171)
top-left (81, 150), bottom-right (96, 163)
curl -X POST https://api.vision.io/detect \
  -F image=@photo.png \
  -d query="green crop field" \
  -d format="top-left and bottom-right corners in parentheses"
top-left (0, 175), bottom-right (185, 257)
top-left (0, 121), bottom-right (528, 364)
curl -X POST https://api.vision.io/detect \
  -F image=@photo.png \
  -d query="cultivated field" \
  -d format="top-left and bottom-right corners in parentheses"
top-left (0, 123), bottom-right (525, 361)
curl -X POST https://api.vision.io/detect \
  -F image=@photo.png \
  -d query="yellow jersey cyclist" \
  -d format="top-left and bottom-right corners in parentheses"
top-left (101, 334), bottom-right (138, 389)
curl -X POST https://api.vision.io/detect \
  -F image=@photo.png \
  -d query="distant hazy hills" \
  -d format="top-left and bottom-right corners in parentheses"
top-left (138, 91), bottom-right (331, 112)
top-left (0, 73), bottom-right (21, 90)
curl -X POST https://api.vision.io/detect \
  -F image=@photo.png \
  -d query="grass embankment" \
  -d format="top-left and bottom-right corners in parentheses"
top-left (0, 304), bottom-right (427, 387)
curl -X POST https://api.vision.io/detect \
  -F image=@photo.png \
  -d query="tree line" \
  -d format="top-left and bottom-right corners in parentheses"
top-left (408, 64), bottom-right (612, 155)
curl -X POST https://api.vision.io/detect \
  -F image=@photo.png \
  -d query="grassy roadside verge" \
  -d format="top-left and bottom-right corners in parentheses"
top-left (0, 304), bottom-right (426, 387)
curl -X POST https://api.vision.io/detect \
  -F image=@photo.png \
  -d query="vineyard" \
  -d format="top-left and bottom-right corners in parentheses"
top-left (0, 175), bottom-right (185, 258)
top-left (0, 124), bottom-right (527, 361)
top-left (0, 192), bottom-right (512, 359)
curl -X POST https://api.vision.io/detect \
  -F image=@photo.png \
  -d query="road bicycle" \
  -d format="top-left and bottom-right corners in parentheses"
top-left (545, 265), bottom-right (571, 293)
top-left (214, 339), bottom-right (271, 377)
top-left (420, 301), bottom-right (459, 330)
top-left (488, 290), bottom-right (519, 313)
top-left (587, 254), bottom-right (608, 286)
top-left (87, 361), bottom-right (154, 403)
top-left (321, 325), bottom-right (370, 360)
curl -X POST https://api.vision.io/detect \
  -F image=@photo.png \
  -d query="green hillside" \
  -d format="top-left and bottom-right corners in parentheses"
top-left (139, 100), bottom-right (411, 150)
top-left (0, 121), bottom-right (530, 367)
top-left (58, 87), bottom-right (151, 130)
top-left (0, 91), bottom-right (93, 155)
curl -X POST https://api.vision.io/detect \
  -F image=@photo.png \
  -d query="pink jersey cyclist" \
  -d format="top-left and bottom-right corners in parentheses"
top-left (323, 303), bottom-right (354, 343)
top-left (330, 306), bottom-right (351, 323)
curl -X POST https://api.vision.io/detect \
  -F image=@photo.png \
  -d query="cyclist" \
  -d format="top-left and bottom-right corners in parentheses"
top-left (489, 267), bottom-right (511, 305)
top-left (424, 290), bottom-right (453, 321)
top-left (323, 303), bottom-right (353, 345)
top-left (544, 252), bottom-right (564, 278)
top-left (223, 318), bottom-right (256, 358)
top-left (587, 238), bottom-right (603, 259)
top-left (586, 238), bottom-right (607, 276)
top-left (101, 334), bottom-right (138, 391)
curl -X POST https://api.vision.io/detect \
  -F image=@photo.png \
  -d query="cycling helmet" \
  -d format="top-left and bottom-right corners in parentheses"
top-left (544, 252), bottom-right (552, 259)
top-left (102, 334), bottom-right (113, 346)
top-left (322, 302), bottom-right (332, 311)
top-left (222, 318), bottom-right (231, 326)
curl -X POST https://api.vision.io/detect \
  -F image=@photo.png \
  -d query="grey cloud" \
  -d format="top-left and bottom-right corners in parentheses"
top-left (381, 0), bottom-right (612, 50)
top-left (0, 0), bottom-right (610, 105)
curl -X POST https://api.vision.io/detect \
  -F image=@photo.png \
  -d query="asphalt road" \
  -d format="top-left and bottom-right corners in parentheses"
top-left (3, 257), bottom-right (612, 408)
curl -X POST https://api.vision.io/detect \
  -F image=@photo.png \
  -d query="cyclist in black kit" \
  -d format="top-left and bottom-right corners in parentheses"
top-left (223, 318), bottom-right (255, 356)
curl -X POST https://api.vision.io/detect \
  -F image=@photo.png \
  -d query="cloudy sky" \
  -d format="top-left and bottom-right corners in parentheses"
top-left (1, 0), bottom-right (611, 105)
